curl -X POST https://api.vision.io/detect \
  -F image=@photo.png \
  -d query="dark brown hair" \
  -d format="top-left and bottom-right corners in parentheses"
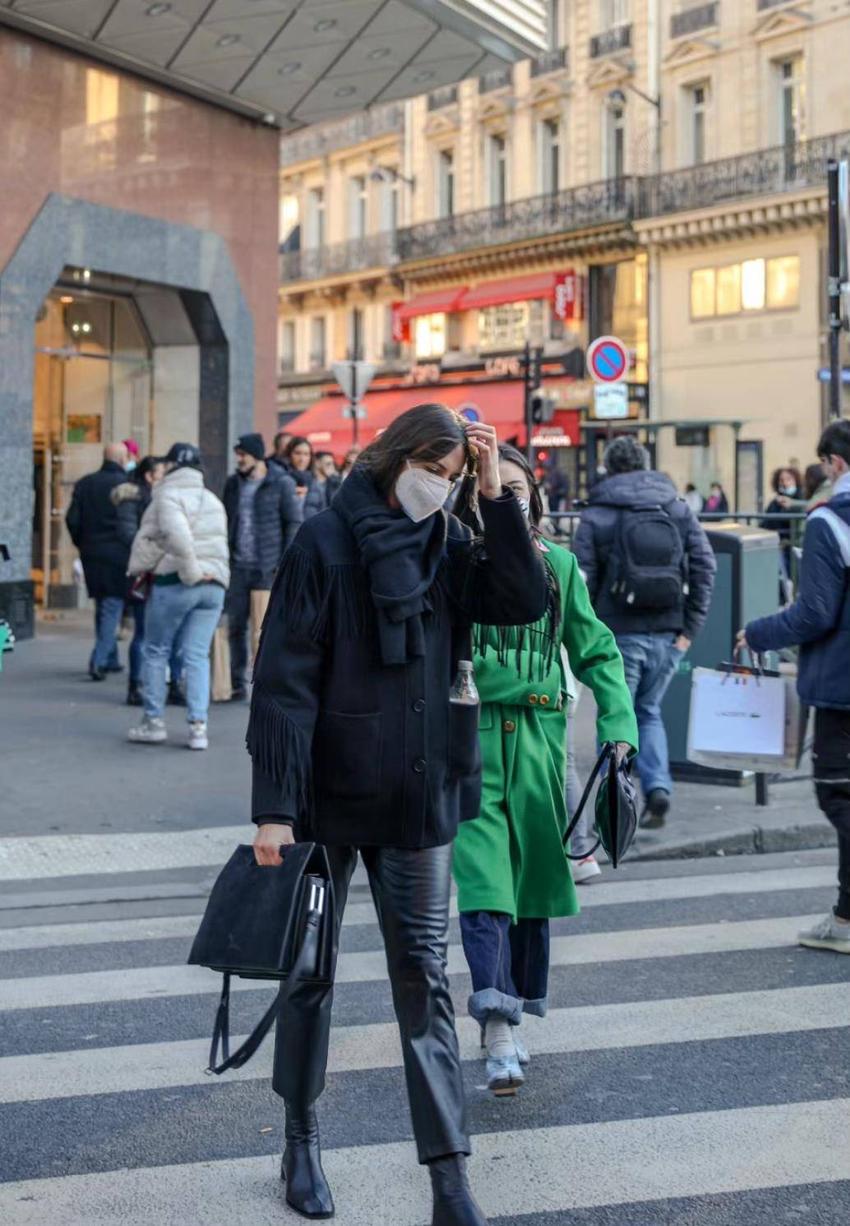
top-left (358, 403), bottom-right (475, 496)
top-left (817, 419), bottom-right (850, 467)
top-left (804, 462), bottom-right (827, 500)
top-left (771, 466), bottom-right (802, 494)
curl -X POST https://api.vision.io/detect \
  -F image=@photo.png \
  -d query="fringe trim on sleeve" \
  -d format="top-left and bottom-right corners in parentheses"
top-left (472, 559), bottom-right (561, 682)
top-left (270, 545), bottom-right (373, 643)
top-left (246, 683), bottom-right (313, 820)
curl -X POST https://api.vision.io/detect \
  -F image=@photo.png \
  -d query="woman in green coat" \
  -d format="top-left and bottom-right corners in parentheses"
top-left (453, 445), bottom-right (638, 1097)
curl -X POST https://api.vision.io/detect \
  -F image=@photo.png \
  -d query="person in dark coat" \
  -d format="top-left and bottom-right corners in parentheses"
top-left (223, 433), bottom-right (302, 700)
top-left (573, 436), bottom-right (716, 828)
top-left (284, 436), bottom-right (327, 519)
top-left (65, 442), bottom-right (135, 679)
top-left (250, 405), bottom-right (549, 1225)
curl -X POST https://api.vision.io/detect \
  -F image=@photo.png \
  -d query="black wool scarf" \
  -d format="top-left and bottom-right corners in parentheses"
top-left (333, 464), bottom-right (447, 665)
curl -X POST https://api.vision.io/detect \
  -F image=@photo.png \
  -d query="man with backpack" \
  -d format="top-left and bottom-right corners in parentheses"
top-left (740, 419), bottom-right (850, 954)
top-left (573, 437), bottom-right (716, 827)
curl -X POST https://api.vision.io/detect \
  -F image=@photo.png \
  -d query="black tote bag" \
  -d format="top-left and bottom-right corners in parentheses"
top-left (188, 842), bottom-right (335, 1074)
top-left (562, 743), bottom-right (638, 869)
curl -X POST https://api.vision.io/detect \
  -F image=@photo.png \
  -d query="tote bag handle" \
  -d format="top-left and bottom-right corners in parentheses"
top-left (561, 743), bottom-right (613, 862)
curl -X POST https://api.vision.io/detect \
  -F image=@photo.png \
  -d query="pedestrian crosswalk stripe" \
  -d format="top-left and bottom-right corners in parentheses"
top-left (0, 1098), bottom-right (845, 1226)
top-left (0, 981), bottom-right (847, 1105)
top-left (0, 914), bottom-right (823, 1013)
top-left (0, 864), bottom-right (836, 953)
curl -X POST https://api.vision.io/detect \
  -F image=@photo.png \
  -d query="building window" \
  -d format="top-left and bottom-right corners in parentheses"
top-left (690, 83), bottom-right (708, 165)
top-left (605, 101), bottom-right (625, 179)
top-left (600, 0), bottom-right (629, 27)
top-left (306, 188), bottom-right (325, 249)
top-left (348, 175), bottom-right (368, 239)
top-left (279, 320), bottom-right (296, 373)
top-left (309, 317), bottom-right (326, 371)
top-left (380, 177), bottom-right (400, 234)
top-left (690, 256), bottom-right (800, 318)
top-left (414, 313), bottom-right (446, 359)
top-left (437, 150), bottom-right (455, 218)
top-left (488, 134), bottom-right (508, 207)
top-left (349, 307), bottom-right (364, 360)
top-left (778, 56), bottom-right (805, 147)
top-left (539, 118), bottom-right (561, 194)
top-left (279, 194), bottom-right (300, 249)
top-left (478, 302), bottom-right (530, 352)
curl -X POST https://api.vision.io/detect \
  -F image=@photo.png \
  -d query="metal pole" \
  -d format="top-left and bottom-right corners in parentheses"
top-left (827, 159), bottom-right (842, 419)
top-left (755, 772), bottom-right (769, 807)
top-left (523, 340), bottom-right (533, 463)
top-left (350, 360), bottom-right (359, 448)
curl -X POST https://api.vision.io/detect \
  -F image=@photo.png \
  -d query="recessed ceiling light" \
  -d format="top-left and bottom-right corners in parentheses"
top-left (334, 85), bottom-right (356, 97)
top-left (146, 2), bottom-right (171, 16)
top-left (277, 62), bottom-right (301, 76)
top-left (314, 19), bottom-right (337, 32)
top-left (368, 48), bottom-right (391, 60)
top-left (216, 34), bottom-right (240, 48)
top-left (60, 296), bottom-right (74, 305)
top-left (413, 69), bottom-right (435, 82)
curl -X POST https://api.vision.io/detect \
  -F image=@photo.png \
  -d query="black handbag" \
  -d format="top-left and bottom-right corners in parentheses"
top-left (562, 743), bottom-right (638, 869)
top-left (188, 842), bottom-right (335, 1075)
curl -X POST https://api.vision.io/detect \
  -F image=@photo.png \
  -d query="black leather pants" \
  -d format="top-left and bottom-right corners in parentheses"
top-left (272, 843), bottom-right (469, 1164)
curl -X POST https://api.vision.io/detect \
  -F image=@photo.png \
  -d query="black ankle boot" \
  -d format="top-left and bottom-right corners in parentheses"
top-left (429, 1154), bottom-right (489, 1226)
top-left (280, 1103), bottom-right (335, 1220)
top-left (126, 681), bottom-right (143, 707)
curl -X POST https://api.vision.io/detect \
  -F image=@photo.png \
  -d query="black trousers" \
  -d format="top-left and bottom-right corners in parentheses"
top-left (272, 844), bottom-right (469, 1164)
top-left (227, 565), bottom-right (262, 690)
top-left (813, 708), bottom-right (850, 921)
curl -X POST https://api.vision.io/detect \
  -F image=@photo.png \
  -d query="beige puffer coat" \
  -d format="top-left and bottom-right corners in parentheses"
top-left (129, 466), bottom-right (230, 589)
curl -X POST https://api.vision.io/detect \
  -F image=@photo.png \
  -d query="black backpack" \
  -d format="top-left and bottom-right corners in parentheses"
top-left (605, 499), bottom-right (689, 611)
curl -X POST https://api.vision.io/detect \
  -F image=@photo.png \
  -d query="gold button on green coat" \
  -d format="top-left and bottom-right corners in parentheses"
top-left (453, 541), bottom-right (638, 922)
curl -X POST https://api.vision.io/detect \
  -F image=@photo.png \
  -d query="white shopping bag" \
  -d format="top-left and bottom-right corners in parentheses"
top-left (687, 667), bottom-right (789, 770)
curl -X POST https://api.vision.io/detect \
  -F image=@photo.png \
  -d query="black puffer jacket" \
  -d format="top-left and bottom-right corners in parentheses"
top-left (223, 466), bottom-right (302, 588)
top-left (65, 461), bottom-right (135, 599)
top-left (572, 470), bottom-right (716, 640)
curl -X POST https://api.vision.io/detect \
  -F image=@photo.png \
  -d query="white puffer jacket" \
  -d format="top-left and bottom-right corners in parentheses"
top-left (129, 466), bottom-right (230, 589)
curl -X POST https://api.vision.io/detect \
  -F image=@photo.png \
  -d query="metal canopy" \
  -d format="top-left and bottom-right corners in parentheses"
top-left (0, 1), bottom-right (549, 128)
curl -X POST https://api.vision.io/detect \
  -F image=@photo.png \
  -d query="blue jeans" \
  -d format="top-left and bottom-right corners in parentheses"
top-left (616, 632), bottom-right (684, 797)
top-left (90, 596), bottom-right (124, 672)
top-left (142, 582), bottom-right (225, 722)
top-left (129, 602), bottom-right (184, 687)
top-left (459, 911), bottom-right (550, 1024)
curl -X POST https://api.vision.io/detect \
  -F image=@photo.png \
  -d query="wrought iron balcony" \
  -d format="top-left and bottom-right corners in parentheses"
top-left (280, 231), bottom-right (398, 283)
top-left (395, 177), bottom-right (639, 263)
top-left (757, 0), bottom-right (792, 9)
top-left (530, 47), bottom-right (568, 77)
top-left (428, 85), bottom-right (458, 110)
top-left (479, 66), bottom-right (513, 94)
top-left (640, 131), bottom-right (850, 218)
top-left (280, 102), bottom-right (404, 167)
top-left (590, 23), bottom-right (632, 59)
top-left (671, 2), bottom-right (719, 38)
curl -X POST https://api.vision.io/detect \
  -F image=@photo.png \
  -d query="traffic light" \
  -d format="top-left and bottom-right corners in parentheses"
top-left (527, 346), bottom-right (543, 390)
top-left (530, 388), bottom-right (556, 424)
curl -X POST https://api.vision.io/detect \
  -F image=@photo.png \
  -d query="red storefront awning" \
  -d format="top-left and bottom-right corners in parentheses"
top-left (460, 272), bottom-right (558, 311)
top-left (396, 287), bottom-right (468, 321)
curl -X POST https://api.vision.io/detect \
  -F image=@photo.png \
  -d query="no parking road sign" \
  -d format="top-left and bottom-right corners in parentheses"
top-left (587, 335), bottom-right (629, 384)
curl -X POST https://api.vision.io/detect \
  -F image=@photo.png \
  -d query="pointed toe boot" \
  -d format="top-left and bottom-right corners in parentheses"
top-left (429, 1154), bottom-right (489, 1226)
top-left (280, 1104), bottom-right (335, 1220)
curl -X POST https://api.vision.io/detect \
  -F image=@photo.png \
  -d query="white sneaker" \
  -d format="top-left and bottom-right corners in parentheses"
top-left (798, 913), bottom-right (850, 954)
top-left (128, 716), bottom-right (167, 744)
top-left (572, 854), bottom-right (602, 884)
top-left (187, 721), bottom-right (208, 751)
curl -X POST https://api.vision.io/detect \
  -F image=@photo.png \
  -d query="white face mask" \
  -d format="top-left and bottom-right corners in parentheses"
top-left (516, 496), bottom-right (531, 520)
top-left (125, 460), bottom-right (137, 473)
top-left (395, 463), bottom-right (451, 523)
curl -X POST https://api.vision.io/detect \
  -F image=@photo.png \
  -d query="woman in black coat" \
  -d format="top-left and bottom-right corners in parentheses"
top-left (251, 405), bottom-right (550, 1225)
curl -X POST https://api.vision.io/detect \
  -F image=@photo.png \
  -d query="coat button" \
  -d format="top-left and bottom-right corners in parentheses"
top-left (539, 694), bottom-right (550, 706)
top-left (413, 758), bottom-right (426, 773)
top-left (503, 719), bottom-right (516, 733)
top-left (528, 693), bottom-right (539, 704)
top-left (412, 698), bottom-right (426, 713)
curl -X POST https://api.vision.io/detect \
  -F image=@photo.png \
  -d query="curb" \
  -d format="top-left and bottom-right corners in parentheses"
top-left (631, 822), bottom-right (838, 861)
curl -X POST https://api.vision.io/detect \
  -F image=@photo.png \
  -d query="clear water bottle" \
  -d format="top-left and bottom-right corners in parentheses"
top-left (450, 660), bottom-right (479, 706)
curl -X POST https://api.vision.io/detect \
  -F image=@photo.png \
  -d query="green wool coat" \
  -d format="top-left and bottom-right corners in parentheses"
top-left (453, 539), bottom-right (638, 922)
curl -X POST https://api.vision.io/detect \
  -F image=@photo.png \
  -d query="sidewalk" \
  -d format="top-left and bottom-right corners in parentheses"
top-left (0, 614), bottom-right (836, 859)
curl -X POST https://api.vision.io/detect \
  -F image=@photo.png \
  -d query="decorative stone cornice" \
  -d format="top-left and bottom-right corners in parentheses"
top-left (664, 37), bottom-right (720, 69)
top-left (633, 184), bottom-right (826, 248)
top-left (752, 5), bottom-right (813, 43)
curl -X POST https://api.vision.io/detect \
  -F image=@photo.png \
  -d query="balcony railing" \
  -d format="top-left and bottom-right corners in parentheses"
top-left (280, 102), bottom-right (404, 166)
top-left (395, 177), bottom-right (639, 263)
top-left (671, 2), bottom-right (719, 38)
top-left (530, 46), bottom-right (568, 77)
top-left (590, 23), bottom-right (631, 58)
top-left (639, 131), bottom-right (850, 218)
top-left (428, 85), bottom-right (458, 110)
top-left (757, 0), bottom-right (792, 9)
top-left (280, 231), bottom-right (398, 283)
top-left (479, 66), bottom-right (513, 94)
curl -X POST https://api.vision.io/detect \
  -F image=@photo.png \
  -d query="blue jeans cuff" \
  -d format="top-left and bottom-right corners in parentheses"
top-left (522, 996), bottom-right (547, 1018)
top-left (468, 988), bottom-right (524, 1025)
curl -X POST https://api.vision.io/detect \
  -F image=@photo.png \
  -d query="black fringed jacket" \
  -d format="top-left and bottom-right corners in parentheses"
top-left (249, 491), bottom-right (550, 849)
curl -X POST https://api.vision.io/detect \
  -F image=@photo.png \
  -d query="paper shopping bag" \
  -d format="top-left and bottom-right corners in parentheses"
top-left (211, 622), bottom-right (232, 703)
top-left (250, 589), bottom-right (271, 666)
top-left (687, 667), bottom-right (788, 771)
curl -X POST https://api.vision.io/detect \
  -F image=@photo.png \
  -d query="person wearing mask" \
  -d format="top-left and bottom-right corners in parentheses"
top-left (451, 445), bottom-right (636, 1096)
top-left (573, 437), bottom-right (716, 828)
top-left (127, 443), bottom-right (229, 750)
top-left (761, 467), bottom-right (803, 591)
top-left (284, 436), bottom-right (326, 519)
top-left (739, 419), bottom-right (850, 955)
top-left (683, 483), bottom-right (703, 514)
top-left (65, 441), bottom-right (134, 680)
top-left (250, 405), bottom-right (548, 1226)
top-left (703, 482), bottom-right (729, 514)
top-left (223, 433), bottom-right (302, 701)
